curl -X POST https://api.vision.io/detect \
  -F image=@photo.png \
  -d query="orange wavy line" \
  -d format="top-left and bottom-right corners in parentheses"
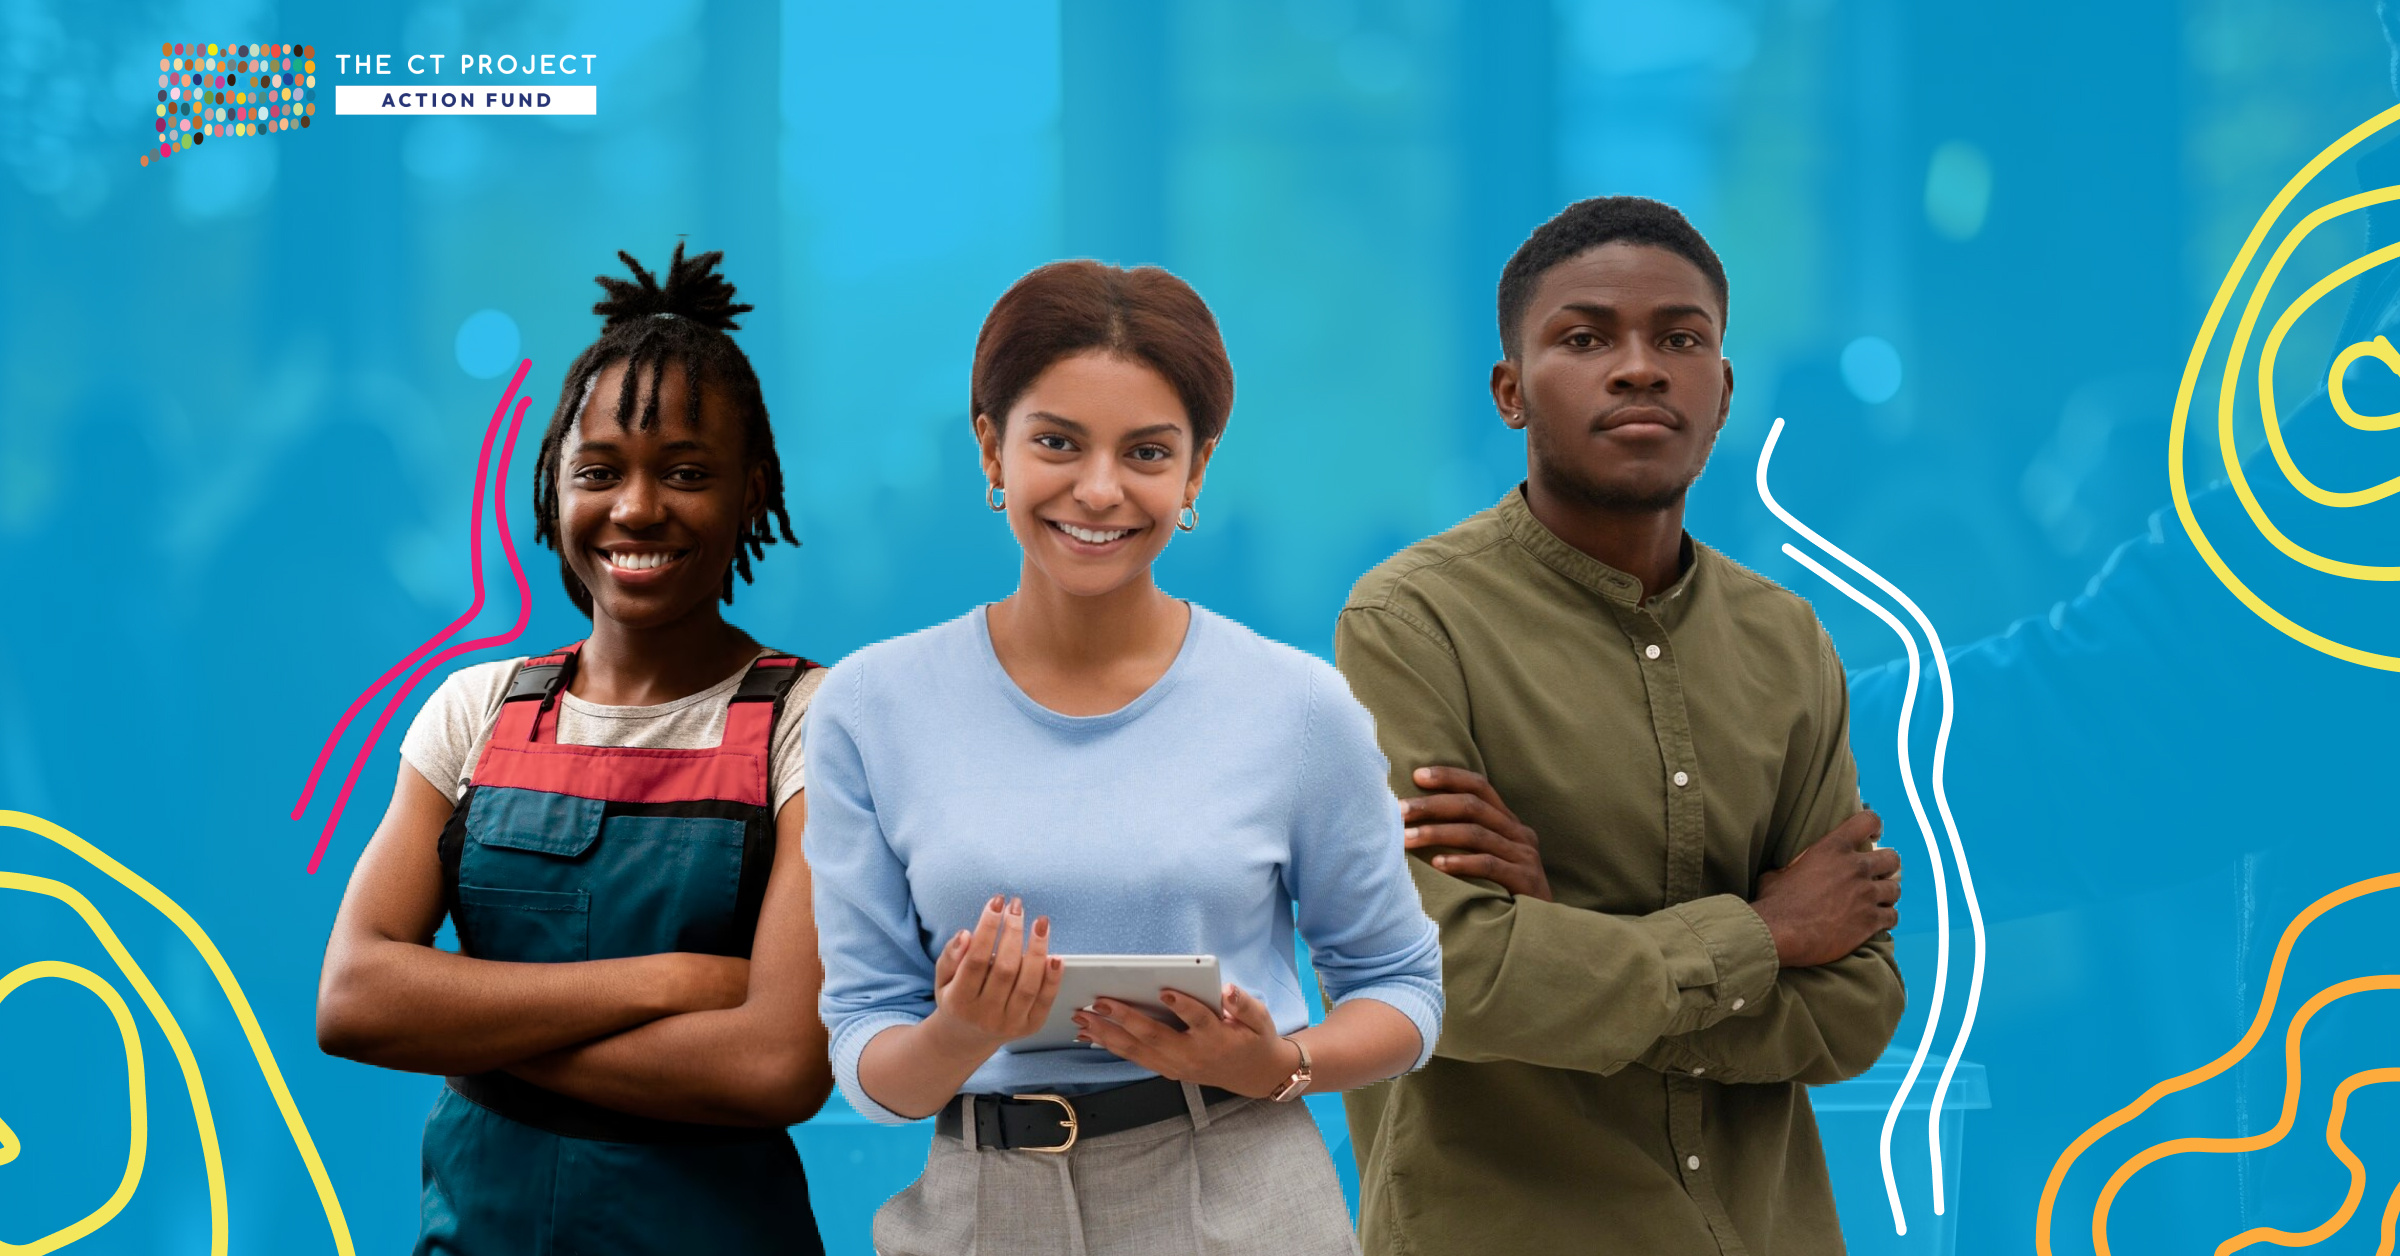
top-left (2094, 977), bottom-right (2400, 1253)
top-left (2035, 871), bottom-right (2400, 1255)
top-left (2379, 1174), bottom-right (2400, 1256)
top-left (2215, 1066), bottom-right (2400, 1254)
top-left (2089, 975), bottom-right (2398, 1252)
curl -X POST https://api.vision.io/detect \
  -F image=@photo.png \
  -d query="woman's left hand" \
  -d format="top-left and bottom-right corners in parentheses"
top-left (1073, 983), bottom-right (1300, 1099)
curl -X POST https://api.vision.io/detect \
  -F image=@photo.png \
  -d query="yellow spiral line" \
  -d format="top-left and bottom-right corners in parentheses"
top-left (0, 810), bottom-right (352, 1254)
top-left (0, 961), bottom-right (145, 1253)
top-left (2171, 100), bottom-right (2400, 667)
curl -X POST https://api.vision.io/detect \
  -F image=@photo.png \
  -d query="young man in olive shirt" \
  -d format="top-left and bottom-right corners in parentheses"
top-left (1335, 196), bottom-right (1904, 1255)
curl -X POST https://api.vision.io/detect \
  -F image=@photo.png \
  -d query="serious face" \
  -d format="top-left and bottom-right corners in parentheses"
top-left (975, 350), bottom-right (1212, 601)
top-left (556, 359), bottom-right (764, 628)
top-left (1493, 241), bottom-right (1733, 513)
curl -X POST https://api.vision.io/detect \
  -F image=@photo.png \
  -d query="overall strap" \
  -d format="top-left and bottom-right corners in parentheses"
top-left (724, 653), bottom-right (818, 953)
top-left (442, 645), bottom-right (577, 923)
top-left (490, 642), bottom-right (583, 746)
top-left (720, 653), bottom-right (815, 757)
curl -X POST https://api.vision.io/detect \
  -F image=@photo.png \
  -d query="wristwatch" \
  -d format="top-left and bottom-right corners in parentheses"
top-left (1267, 1035), bottom-right (1313, 1102)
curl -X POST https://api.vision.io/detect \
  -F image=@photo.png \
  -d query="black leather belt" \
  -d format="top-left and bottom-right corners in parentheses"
top-left (935, 1077), bottom-right (1242, 1153)
top-left (446, 1071), bottom-right (785, 1146)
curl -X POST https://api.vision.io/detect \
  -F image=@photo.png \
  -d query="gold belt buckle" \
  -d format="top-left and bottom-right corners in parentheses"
top-left (1010, 1093), bottom-right (1079, 1153)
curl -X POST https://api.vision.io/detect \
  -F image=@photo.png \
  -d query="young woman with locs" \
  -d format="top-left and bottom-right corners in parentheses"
top-left (806, 260), bottom-right (1445, 1254)
top-left (316, 244), bottom-right (830, 1254)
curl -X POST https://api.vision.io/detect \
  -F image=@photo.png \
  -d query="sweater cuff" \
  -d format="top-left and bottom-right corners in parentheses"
top-left (1332, 978), bottom-right (1446, 1073)
top-left (828, 1011), bottom-right (929, 1126)
top-left (1660, 893), bottom-right (1781, 1030)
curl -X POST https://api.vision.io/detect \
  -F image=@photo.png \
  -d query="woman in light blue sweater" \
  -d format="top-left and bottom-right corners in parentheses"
top-left (804, 261), bottom-right (1442, 1255)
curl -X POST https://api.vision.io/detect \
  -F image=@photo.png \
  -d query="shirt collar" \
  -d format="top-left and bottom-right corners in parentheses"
top-left (1496, 484), bottom-right (1702, 613)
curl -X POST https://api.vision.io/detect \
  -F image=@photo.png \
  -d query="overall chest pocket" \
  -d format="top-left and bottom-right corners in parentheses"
top-left (454, 883), bottom-right (590, 962)
top-left (584, 814), bottom-right (748, 960)
top-left (455, 788), bottom-right (605, 963)
top-left (454, 789), bottom-right (752, 962)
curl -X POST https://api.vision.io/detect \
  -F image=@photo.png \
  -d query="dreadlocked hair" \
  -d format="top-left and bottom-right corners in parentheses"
top-left (530, 242), bottom-right (798, 617)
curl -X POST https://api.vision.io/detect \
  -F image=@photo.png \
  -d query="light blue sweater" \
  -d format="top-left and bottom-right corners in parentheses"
top-left (805, 604), bottom-right (1444, 1124)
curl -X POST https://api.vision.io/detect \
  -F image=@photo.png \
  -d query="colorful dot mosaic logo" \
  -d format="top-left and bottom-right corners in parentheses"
top-left (144, 42), bottom-right (317, 168)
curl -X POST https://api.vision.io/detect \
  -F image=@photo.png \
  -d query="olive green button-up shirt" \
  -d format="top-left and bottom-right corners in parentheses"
top-left (1334, 487), bottom-right (1904, 1256)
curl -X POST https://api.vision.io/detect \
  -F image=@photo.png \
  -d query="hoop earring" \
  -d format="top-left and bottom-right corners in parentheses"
top-left (1176, 501), bottom-right (1198, 532)
top-left (987, 484), bottom-right (1006, 512)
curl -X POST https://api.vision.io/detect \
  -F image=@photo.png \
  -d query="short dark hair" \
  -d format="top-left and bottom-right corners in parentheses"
top-left (1496, 196), bottom-right (1729, 359)
top-left (532, 243), bottom-right (796, 618)
top-left (971, 260), bottom-right (1235, 448)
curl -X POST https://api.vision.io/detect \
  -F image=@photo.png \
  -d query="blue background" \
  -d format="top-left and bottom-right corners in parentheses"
top-left (5, 1), bottom-right (2399, 1252)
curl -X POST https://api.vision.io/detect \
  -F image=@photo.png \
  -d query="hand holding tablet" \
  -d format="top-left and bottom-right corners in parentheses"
top-left (1067, 972), bottom-right (1305, 1101)
top-left (928, 895), bottom-right (1065, 1052)
top-left (1001, 954), bottom-right (1223, 1052)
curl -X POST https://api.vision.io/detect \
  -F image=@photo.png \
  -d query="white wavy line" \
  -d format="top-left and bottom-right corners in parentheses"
top-left (1757, 421), bottom-right (1947, 1235)
top-left (1755, 417), bottom-right (1990, 1217)
top-left (1911, 587), bottom-right (1985, 1219)
top-left (1774, 540), bottom-right (1949, 1237)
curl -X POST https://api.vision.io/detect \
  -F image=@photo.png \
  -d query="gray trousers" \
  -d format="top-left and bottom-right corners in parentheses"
top-left (874, 1084), bottom-right (1360, 1256)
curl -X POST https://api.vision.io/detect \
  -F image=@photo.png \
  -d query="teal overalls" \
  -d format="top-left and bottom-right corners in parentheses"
top-left (416, 644), bottom-right (826, 1255)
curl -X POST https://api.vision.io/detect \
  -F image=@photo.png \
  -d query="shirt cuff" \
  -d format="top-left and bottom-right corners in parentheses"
top-left (1331, 978), bottom-right (1446, 1073)
top-left (827, 1010), bottom-right (929, 1126)
top-left (1659, 893), bottom-right (1780, 1030)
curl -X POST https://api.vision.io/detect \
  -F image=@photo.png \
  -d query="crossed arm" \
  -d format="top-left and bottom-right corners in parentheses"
top-left (1334, 605), bottom-right (1904, 1085)
top-left (314, 762), bottom-right (831, 1125)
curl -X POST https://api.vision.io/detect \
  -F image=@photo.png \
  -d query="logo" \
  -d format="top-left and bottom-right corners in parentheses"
top-left (145, 42), bottom-right (315, 168)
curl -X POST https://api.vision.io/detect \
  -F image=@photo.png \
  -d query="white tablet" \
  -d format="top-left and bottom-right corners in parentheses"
top-left (1001, 954), bottom-right (1223, 1054)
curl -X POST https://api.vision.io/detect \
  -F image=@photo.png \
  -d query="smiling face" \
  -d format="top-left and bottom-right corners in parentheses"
top-left (556, 359), bottom-right (765, 628)
top-left (976, 350), bottom-right (1212, 601)
top-left (1493, 241), bottom-right (1733, 514)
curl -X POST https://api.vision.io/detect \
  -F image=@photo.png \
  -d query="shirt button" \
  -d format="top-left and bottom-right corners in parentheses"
top-left (1673, 770), bottom-right (1690, 787)
top-left (1731, 997), bottom-right (1746, 1011)
top-left (1687, 1155), bottom-right (1702, 1171)
top-left (1645, 643), bottom-right (1662, 660)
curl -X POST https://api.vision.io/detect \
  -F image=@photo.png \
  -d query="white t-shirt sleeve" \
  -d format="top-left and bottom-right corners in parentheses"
top-left (397, 659), bottom-right (522, 806)
top-left (769, 665), bottom-right (829, 819)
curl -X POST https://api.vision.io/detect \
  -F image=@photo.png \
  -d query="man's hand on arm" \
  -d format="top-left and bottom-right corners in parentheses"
top-left (1630, 624), bottom-right (1909, 1087)
top-left (1748, 811), bottom-right (1900, 968)
top-left (1339, 606), bottom-right (1776, 1075)
top-left (1410, 769), bottom-right (1908, 1085)
top-left (1401, 766), bottom-right (1551, 902)
top-left (1409, 771), bottom-right (1905, 971)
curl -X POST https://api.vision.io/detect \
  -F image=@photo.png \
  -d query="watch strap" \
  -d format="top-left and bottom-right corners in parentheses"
top-left (1268, 1035), bottom-right (1313, 1102)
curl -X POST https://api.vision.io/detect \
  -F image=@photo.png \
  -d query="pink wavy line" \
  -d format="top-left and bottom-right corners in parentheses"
top-left (290, 360), bottom-right (531, 820)
top-left (303, 362), bottom-right (537, 874)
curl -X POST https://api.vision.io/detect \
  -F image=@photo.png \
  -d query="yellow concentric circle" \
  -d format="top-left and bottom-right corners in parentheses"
top-left (2172, 101), bottom-right (2400, 669)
